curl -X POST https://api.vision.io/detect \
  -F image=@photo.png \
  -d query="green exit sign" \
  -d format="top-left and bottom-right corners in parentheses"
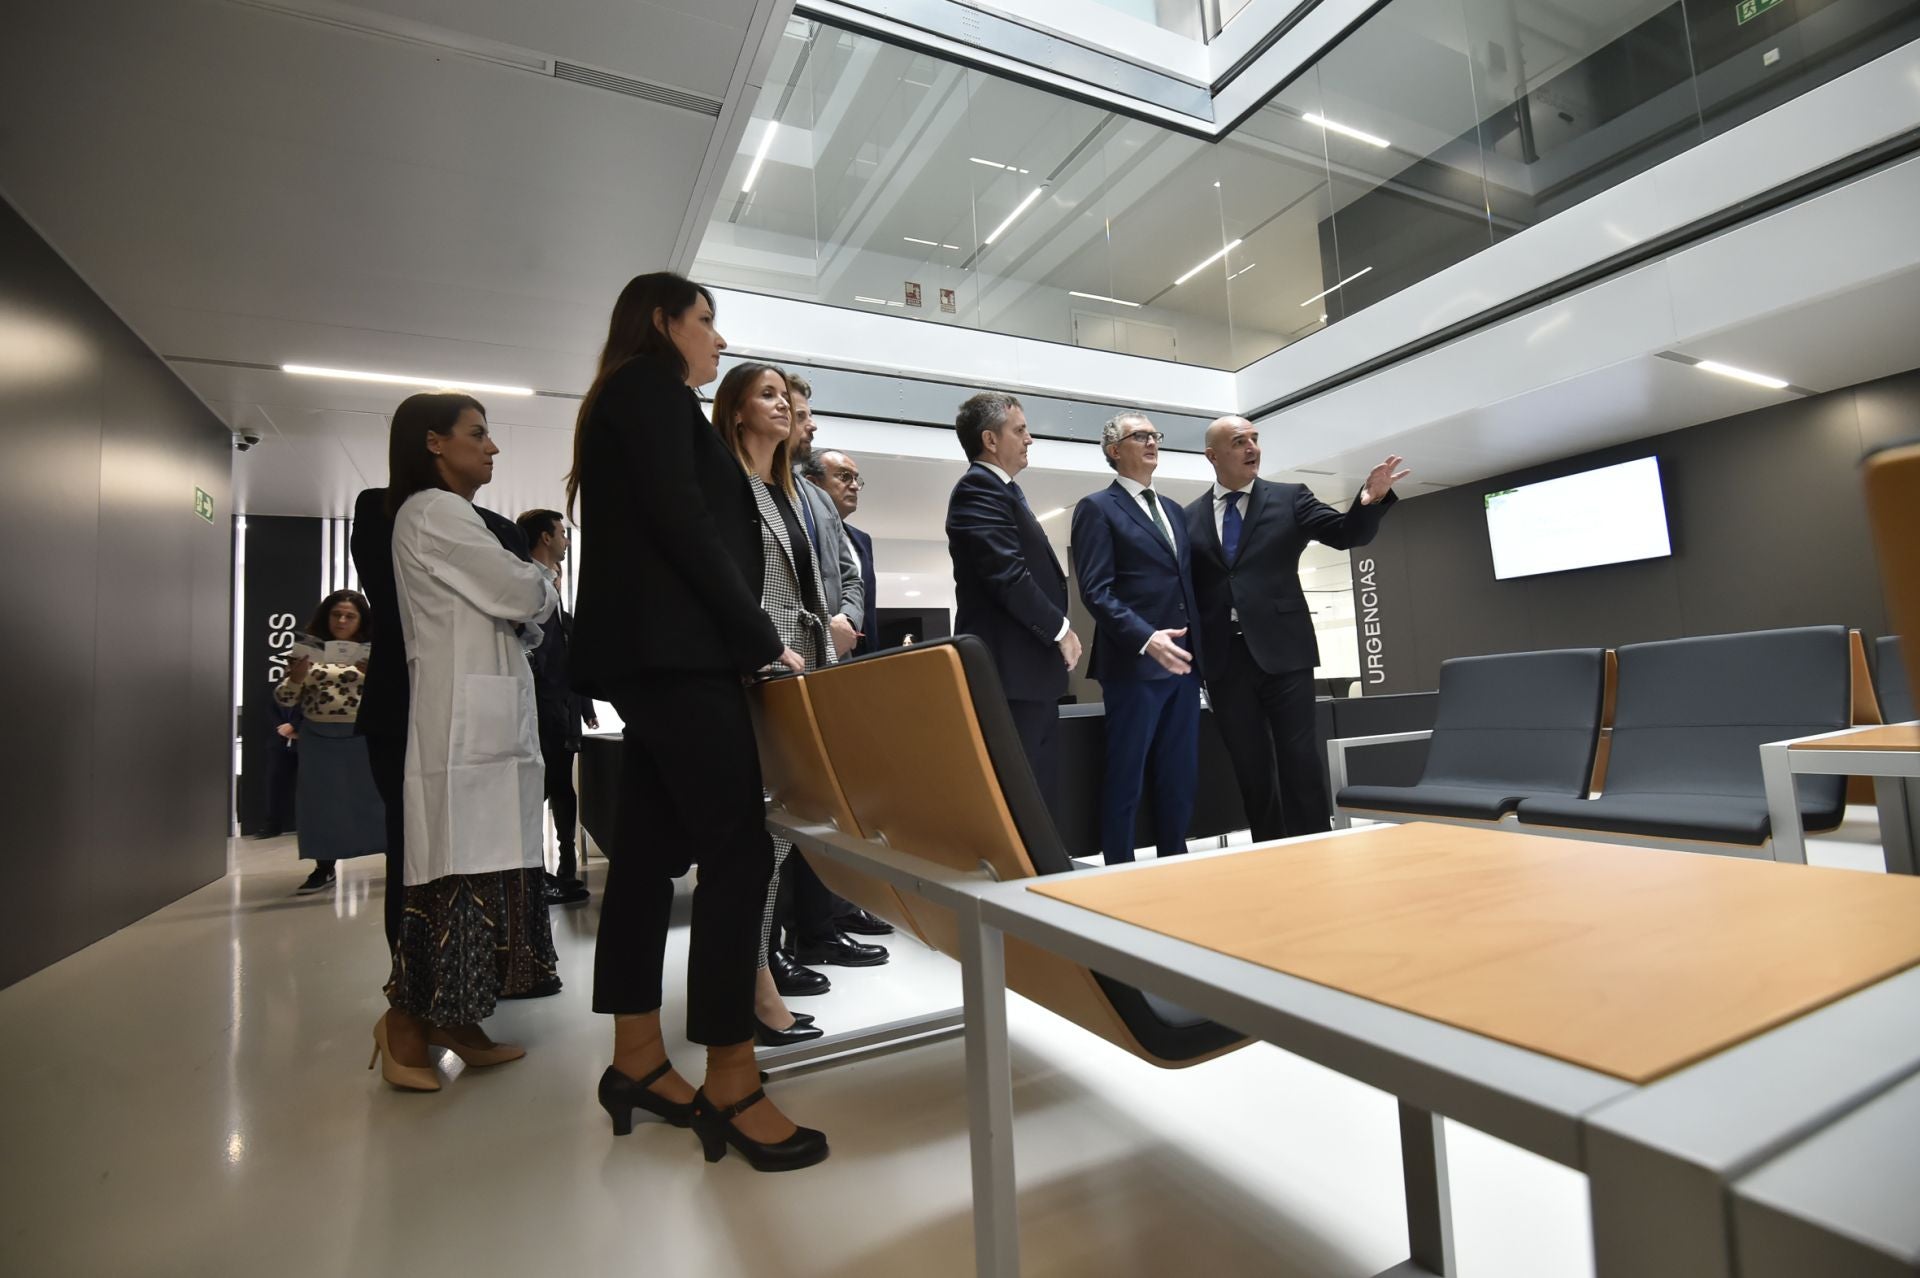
top-left (1736, 0), bottom-right (1783, 24)
top-left (194, 486), bottom-right (215, 523)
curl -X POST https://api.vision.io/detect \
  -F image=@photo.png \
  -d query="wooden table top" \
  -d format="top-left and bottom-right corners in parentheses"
top-left (1028, 823), bottom-right (1920, 1082)
top-left (1790, 722), bottom-right (1920, 752)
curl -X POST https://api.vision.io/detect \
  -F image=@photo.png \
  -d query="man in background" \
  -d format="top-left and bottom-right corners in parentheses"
top-left (1070, 412), bottom-right (1201, 865)
top-left (806, 447), bottom-right (879, 656)
top-left (946, 392), bottom-right (1080, 805)
top-left (1186, 418), bottom-right (1406, 840)
top-left (517, 508), bottom-right (597, 905)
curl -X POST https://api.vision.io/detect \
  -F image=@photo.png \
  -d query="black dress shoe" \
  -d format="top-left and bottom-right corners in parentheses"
top-left (690, 1088), bottom-right (829, 1172)
top-left (835, 907), bottom-right (895, 936)
top-left (754, 1016), bottom-right (825, 1047)
top-left (545, 875), bottom-right (590, 905)
top-left (769, 950), bottom-right (831, 997)
top-left (598, 1062), bottom-right (692, 1135)
top-left (793, 931), bottom-right (889, 968)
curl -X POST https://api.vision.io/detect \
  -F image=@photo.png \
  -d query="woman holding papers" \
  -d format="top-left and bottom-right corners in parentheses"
top-left (276, 590), bottom-right (383, 895)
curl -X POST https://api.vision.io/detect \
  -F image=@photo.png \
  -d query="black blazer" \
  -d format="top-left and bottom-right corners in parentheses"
top-left (845, 522), bottom-right (881, 657)
top-left (945, 462), bottom-right (1070, 703)
top-left (351, 488), bottom-right (533, 739)
top-left (569, 359), bottom-right (781, 696)
top-left (1184, 479), bottom-right (1395, 679)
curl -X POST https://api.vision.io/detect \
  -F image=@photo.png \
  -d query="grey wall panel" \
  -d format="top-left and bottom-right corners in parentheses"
top-left (0, 196), bottom-right (231, 987)
top-left (1355, 367), bottom-right (1916, 693)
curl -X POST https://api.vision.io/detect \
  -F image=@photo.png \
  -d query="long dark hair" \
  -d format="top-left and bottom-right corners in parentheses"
top-left (711, 363), bottom-right (795, 498)
top-left (385, 392), bottom-right (486, 517)
top-left (304, 589), bottom-right (371, 643)
top-left (565, 272), bottom-right (716, 518)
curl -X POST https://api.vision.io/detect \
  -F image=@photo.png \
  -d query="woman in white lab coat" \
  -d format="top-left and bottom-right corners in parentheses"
top-left (369, 391), bottom-right (561, 1093)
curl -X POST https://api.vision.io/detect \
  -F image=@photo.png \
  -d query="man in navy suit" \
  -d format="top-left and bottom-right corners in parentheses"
top-left (1185, 416), bottom-right (1407, 840)
top-left (808, 448), bottom-right (880, 656)
top-left (1071, 412), bottom-right (1203, 865)
top-left (946, 392), bottom-right (1083, 805)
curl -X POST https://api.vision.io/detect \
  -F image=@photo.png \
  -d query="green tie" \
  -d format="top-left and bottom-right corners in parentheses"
top-left (1142, 488), bottom-right (1174, 548)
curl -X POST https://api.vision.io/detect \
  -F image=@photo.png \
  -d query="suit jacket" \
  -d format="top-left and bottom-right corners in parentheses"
top-left (353, 488), bottom-right (536, 738)
top-left (844, 522), bottom-right (880, 657)
top-left (947, 462), bottom-right (1071, 703)
top-left (1184, 479), bottom-right (1396, 678)
top-left (752, 477), bottom-right (837, 673)
top-left (570, 359), bottom-right (781, 696)
top-left (1071, 480), bottom-right (1203, 685)
top-left (794, 468), bottom-right (865, 627)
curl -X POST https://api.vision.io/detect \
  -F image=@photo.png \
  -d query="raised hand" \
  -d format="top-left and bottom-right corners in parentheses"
top-left (1360, 454), bottom-right (1411, 506)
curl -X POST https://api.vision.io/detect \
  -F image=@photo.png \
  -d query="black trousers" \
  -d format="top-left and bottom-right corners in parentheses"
top-left (364, 731), bottom-right (407, 951)
top-left (781, 854), bottom-right (846, 947)
top-left (1210, 636), bottom-right (1331, 842)
top-left (1007, 699), bottom-right (1060, 811)
top-left (539, 728), bottom-right (579, 881)
top-left (593, 674), bottom-right (773, 1047)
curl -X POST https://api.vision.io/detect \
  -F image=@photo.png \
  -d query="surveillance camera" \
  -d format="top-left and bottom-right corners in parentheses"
top-left (233, 428), bottom-right (261, 452)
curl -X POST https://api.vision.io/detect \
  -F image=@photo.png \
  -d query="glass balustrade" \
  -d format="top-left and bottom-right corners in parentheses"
top-left (694, 3), bottom-right (1917, 371)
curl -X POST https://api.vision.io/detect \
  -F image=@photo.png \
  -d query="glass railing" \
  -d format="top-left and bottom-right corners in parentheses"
top-left (694, 2), bottom-right (1918, 371)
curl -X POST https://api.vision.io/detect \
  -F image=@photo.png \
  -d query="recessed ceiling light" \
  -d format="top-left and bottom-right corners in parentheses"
top-left (1300, 266), bottom-right (1372, 306)
top-left (1038, 506), bottom-right (1068, 521)
top-left (970, 157), bottom-right (1031, 174)
top-left (1228, 263), bottom-right (1257, 281)
top-left (853, 295), bottom-right (906, 308)
top-left (904, 590), bottom-right (923, 598)
top-left (1303, 112), bottom-right (1390, 148)
top-left (903, 236), bottom-right (962, 250)
top-left (984, 187), bottom-right (1045, 245)
top-left (282, 364), bottom-right (533, 396)
top-left (1174, 239), bottom-right (1244, 287)
top-left (1068, 290), bottom-right (1141, 307)
top-left (741, 119), bottom-right (779, 193)
top-left (1692, 359), bottom-right (1789, 390)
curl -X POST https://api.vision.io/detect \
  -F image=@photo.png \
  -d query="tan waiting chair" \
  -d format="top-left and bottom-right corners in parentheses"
top-left (788, 638), bottom-right (1246, 1067)
top-left (1864, 440), bottom-right (1920, 701)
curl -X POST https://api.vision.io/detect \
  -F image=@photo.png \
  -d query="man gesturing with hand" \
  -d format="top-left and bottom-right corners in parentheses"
top-left (1071, 412), bottom-right (1205, 865)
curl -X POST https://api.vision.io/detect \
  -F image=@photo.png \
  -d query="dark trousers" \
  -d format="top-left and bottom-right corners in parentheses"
top-left (539, 729), bottom-right (579, 881)
top-left (593, 675), bottom-right (773, 1047)
top-left (1099, 673), bottom-right (1201, 864)
top-left (1008, 699), bottom-right (1060, 810)
top-left (1211, 636), bottom-right (1330, 842)
top-left (363, 731), bottom-right (407, 951)
top-left (781, 855), bottom-right (845, 947)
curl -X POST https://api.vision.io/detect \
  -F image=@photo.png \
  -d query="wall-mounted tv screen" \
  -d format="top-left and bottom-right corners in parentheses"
top-left (1484, 456), bottom-right (1671, 580)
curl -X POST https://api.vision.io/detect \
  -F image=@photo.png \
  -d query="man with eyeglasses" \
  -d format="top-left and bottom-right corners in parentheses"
top-left (807, 449), bottom-right (879, 657)
top-left (1071, 413), bottom-right (1204, 865)
top-left (1185, 416), bottom-right (1407, 841)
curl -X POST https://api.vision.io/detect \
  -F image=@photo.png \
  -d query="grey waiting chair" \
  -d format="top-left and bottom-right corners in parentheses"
top-left (1875, 635), bottom-right (1913, 722)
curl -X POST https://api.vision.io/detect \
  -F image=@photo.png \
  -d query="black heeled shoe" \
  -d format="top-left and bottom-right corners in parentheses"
top-left (789, 1012), bottom-right (816, 1028)
top-left (754, 1016), bottom-right (824, 1047)
top-left (598, 1062), bottom-right (693, 1135)
top-left (689, 1088), bottom-right (829, 1172)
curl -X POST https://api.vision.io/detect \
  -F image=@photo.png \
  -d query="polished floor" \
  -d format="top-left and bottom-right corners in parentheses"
top-left (0, 816), bottom-right (1890, 1277)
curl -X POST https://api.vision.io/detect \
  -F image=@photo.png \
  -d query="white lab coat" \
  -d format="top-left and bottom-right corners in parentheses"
top-left (391, 489), bottom-right (559, 886)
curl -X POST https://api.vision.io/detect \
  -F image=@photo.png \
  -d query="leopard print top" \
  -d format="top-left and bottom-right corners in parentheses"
top-left (273, 662), bottom-right (365, 724)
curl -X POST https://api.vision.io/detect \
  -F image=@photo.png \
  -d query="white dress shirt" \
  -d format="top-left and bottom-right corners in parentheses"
top-left (1115, 474), bottom-right (1173, 543)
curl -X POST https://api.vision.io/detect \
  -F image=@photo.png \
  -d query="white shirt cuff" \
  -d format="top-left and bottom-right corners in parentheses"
top-left (1053, 617), bottom-right (1070, 642)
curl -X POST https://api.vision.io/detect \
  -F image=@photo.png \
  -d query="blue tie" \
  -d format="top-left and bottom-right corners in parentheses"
top-left (1222, 490), bottom-right (1244, 562)
top-left (1008, 480), bottom-right (1030, 510)
top-left (798, 483), bottom-right (820, 553)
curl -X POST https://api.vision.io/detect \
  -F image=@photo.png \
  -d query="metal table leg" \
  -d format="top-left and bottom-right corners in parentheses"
top-left (1375, 1102), bottom-right (1456, 1277)
top-left (959, 907), bottom-right (1018, 1278)
top-left (1759, 744), bottom-right (1806, 865)
top-left (1875, 776), bottom-right (1918, 875)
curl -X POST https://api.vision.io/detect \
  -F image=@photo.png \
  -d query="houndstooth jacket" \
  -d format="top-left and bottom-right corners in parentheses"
top-left (751, 474), bottom-right (838, 674)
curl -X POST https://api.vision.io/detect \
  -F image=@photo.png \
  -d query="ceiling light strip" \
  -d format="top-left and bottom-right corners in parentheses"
top-left (1303, 112), bottom-right (1390, 148)
top-left (741, 120), bottom-right (780, 193)
top-left (984, 187), bottom-right (1045, 245)
top-left (1068, 290), bottom-right (1141, 308)
top-left (1174, 238), bottom-right (1244, 286)
top-left (283, 364), bottom-right (534, 396)
top-left (1693, 359), bottom-right (1789, 389)
top-left (1299, 265), bottom-right (1373, 306)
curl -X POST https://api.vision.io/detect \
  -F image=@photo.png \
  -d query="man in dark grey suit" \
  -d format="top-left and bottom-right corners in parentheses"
top-left (1185, 416), bottom-right (1407, 841)
top-left (786, 374), bottom-right (864, 659)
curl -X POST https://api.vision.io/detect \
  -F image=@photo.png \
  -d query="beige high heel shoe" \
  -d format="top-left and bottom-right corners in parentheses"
top-left (370, 1012), bottom-right (441, 1092)
top-left (428, 1025), bottom-right (526, 1068)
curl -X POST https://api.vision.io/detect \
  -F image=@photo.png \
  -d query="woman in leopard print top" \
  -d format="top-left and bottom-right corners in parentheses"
top-left (275, 591), bottom-right (386, 893)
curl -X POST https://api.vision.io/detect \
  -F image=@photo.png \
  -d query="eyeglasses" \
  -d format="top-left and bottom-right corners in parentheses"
top-left (833, 472), bottom-right (865, 488)
top-left (1121, 430), bottom-right (1165, 445)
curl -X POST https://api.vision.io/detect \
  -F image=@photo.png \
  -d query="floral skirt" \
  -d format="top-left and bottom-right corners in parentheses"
top-left (385, 868), bottom-right (558, 1027)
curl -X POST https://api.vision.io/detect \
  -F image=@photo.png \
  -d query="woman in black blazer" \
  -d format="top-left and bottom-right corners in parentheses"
top-left (568, 272), bottom-right (827, 1172)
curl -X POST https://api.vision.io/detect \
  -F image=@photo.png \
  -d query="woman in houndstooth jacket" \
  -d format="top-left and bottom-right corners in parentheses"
top-left (710, 363), bottom-right (839, 1046)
